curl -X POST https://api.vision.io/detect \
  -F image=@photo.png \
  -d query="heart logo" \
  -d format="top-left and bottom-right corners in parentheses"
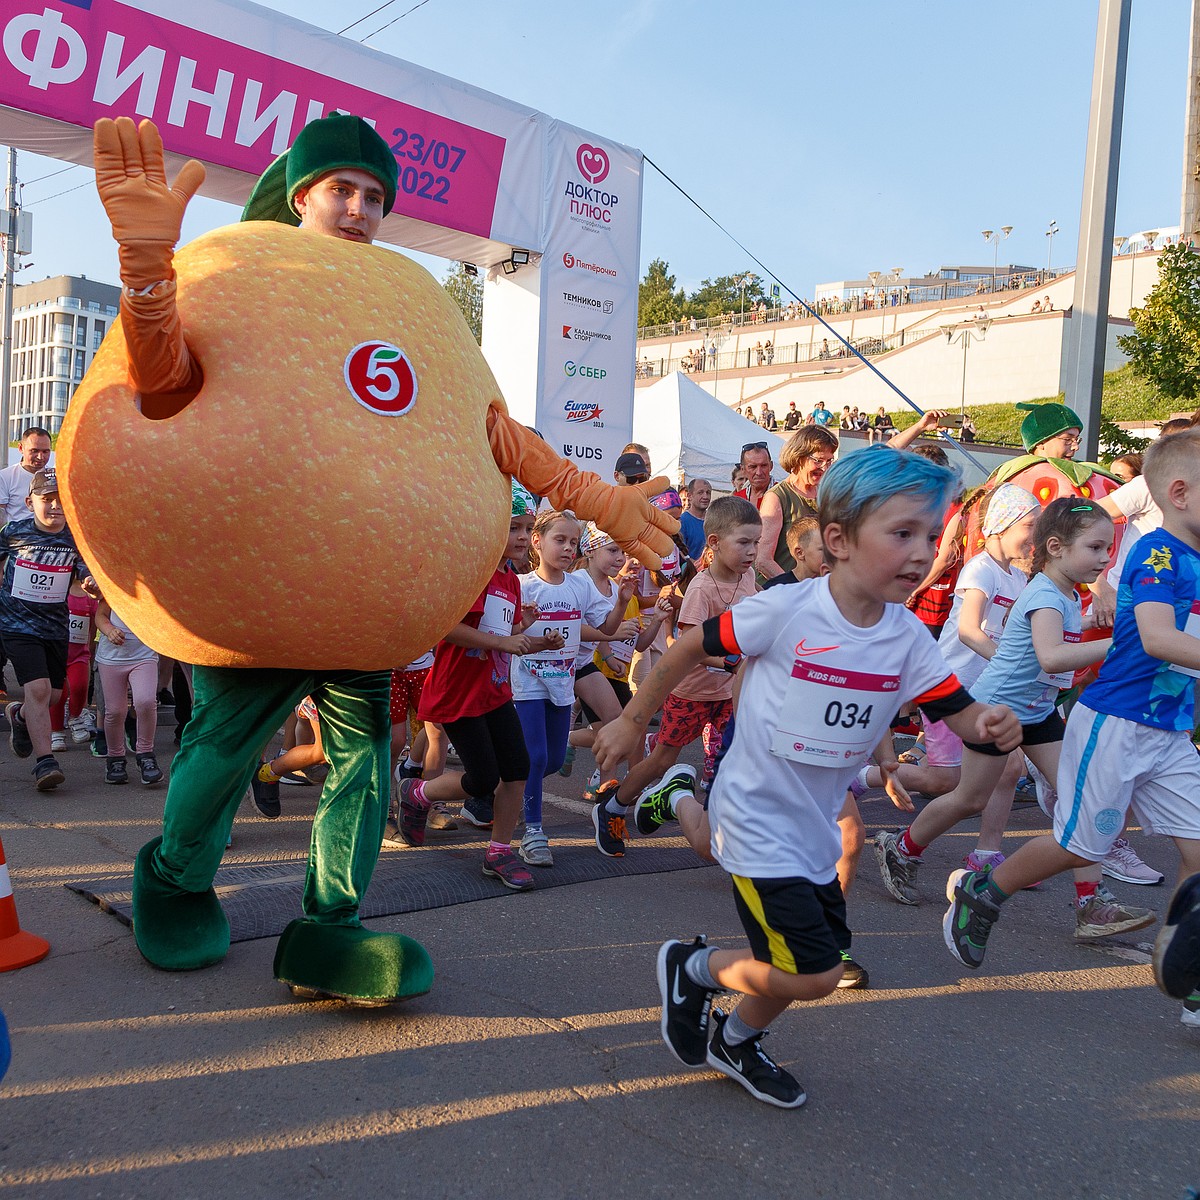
top-left (576, 144), bottom-right (610, 185)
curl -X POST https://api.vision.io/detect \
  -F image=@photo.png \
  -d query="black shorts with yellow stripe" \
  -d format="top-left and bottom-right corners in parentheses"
top-left (731, 874), bottom-right (850, 976)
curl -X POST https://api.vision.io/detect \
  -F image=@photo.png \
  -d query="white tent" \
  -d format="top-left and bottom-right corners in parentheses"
top-left (633, 372), bottom-right (787, 492)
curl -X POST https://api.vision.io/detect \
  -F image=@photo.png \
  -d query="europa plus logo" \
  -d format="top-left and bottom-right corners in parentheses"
top-left (343, 341), bottom-right (417, 417)
top-left (576, 143), bottom-right (610, 185)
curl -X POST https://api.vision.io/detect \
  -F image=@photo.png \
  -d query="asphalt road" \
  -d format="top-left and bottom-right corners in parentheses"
top-left (0, 702), bottom-right (1197, 1200)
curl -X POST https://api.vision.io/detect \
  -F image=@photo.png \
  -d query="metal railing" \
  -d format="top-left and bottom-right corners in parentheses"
top-left (633, 322), bottom-right (948, 381)
top-left (636, 269), bottom-right (1064, 342)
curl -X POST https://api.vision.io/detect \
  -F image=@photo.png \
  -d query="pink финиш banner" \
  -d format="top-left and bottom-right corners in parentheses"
top-left (0, 0), bottom-right (505, 236)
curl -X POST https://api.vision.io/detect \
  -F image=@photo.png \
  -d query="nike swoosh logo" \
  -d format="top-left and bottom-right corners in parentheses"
top-left (793, 638), bottom-right (839, 658)
top-left (671, 965), bottom-right (688, 1005)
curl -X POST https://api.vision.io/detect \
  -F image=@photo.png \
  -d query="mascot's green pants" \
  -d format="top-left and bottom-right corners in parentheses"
top-left (132, 666), bottom-right (433, 1003)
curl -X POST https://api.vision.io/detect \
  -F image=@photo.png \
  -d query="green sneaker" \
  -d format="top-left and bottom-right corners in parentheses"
top-left (634, 763), bottom-right (697, 835)
top-left (836, 950), bottom-right (869, 989)
top-left (943, 869), bottom-right (1001, 970)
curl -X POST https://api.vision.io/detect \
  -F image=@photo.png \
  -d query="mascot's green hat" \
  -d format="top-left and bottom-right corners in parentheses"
top-left (1016, 401), bottom-right (1084, 452)
top-left (240, 112), bottom-right (398, 225)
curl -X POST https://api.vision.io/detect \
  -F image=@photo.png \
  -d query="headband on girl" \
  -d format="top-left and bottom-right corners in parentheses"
top-left (982, 483), bottom-right (1039, 536)
top-left (650, 489), bottom-right (683, 511)
top-left (511, 480), bottom-right (537, 517)
top-left (579, 523), bottom-right (615, 555)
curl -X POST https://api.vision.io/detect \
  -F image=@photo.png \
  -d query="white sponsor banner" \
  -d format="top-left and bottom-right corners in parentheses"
top-left (537, 120), bottom-right (642, 476)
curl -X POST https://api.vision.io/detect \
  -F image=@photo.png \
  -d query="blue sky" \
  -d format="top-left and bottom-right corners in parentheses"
top-left (9, 0), bottom-right (1191, 298)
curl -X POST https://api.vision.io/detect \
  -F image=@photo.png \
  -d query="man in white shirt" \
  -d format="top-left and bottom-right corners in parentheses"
top-left (0, 428), bottom-right (52, 524)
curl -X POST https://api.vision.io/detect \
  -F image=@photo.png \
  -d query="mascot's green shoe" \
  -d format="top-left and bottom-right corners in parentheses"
top-left (131, 837), bottom-right (231, 970)
top-left (273, 919), bottom-right (434, 1006)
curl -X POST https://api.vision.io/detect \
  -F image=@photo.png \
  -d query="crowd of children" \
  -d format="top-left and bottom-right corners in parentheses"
top-left (5, 425), bottom-right (1200, 1112)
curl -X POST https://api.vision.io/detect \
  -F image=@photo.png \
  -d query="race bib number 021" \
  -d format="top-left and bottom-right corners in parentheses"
top-left (771, 661), bottom-right (900, 767)
top-left (11, 559), bottom-right (71, 604)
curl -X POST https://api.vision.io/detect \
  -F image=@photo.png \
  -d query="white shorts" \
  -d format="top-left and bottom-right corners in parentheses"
top-left (1055, 702), bottom-right (1200, 861)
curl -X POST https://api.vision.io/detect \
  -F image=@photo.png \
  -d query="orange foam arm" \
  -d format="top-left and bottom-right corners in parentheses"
top-left (486, 406), bottom-right (677, 569)
top-left (120, 284), bottom-right (203, 409)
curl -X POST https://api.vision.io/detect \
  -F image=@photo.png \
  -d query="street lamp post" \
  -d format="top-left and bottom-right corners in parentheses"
top-left (945, 319), bottom-right (991, 420)
top-left (736, 272), bottom-right (754, 325)
top-left (1132, 231), bottom-right (1160, 312)
top-left (867, 271), bottom-right (881, 354)
top-left (1045, 220), bottom-right (1059, 283)
top-left (887, 267), bottom-right (902, 347)
top-left (1112, 235), bottom-right (1128, 314)
top-left (982, 227), bottom-right (1013, 292)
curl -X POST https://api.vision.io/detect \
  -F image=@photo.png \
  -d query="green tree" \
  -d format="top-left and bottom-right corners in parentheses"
top-left (441, 263), bottom-right (483, 344)
top-left (638, 258), bottom-right (685, 329)
top-left (1117, 242), bottom-right (1200, 403)
top-left (687, 270), bottom-right (767, 319)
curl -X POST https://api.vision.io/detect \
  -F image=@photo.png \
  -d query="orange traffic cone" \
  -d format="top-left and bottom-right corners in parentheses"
top-left (0, 835), bottom-right (49, 971)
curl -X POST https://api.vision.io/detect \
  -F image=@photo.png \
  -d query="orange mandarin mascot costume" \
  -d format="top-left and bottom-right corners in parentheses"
top-left (59, 114), bottom-right (675, 1004)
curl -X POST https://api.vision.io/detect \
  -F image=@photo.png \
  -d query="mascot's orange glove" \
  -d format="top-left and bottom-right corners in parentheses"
top-left (488, 408), bottom-right (677, 569)
top-left (93, 118), bottom-right (205, 404)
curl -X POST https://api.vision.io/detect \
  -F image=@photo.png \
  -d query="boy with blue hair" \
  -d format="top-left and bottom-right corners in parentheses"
top-left (596, 446), bottom-right (1022, 1107)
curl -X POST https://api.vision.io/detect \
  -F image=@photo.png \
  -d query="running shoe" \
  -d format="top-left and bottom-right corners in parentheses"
top-left (656, 936), bottom-right (720, 1067)
top-left (482, 850), bottom-right (535, 892)
top-left (393, 761), bottom-right (424, 782)
top-left (634, 763), bottom-right (696, 835)
top-left (518, 828), bottom-right (553, 867)
top-left (395, 778), bottom-right (431, 847)
top-left (136, 753), bottom-right (164, 787)
top-left (279, 771), bottom-right (314, 786)
top-left (1153, 872), bottom-right (1200, 999)
top-left (105, 756), bottom-right (127, 785)
top-left (836, 950), bottom-right (870, 989)
top-left (557, 743), bottom-right (576, 777)
top-left (706, 1011), bottom-right (806, 1108)
top-left (427, 801), bottom-right (459, 831)
top-left (67, 714), bottom-right (92, 744)
top-left (6, 702), bottom-right (32, 759)
top-left (50, 731), bottom-right (68, 754)
top-left (1100, 837), bottom-right (1164, 886)
top-left (250, 769), bottom-right (280, 818)
top-left (874, 830), bottom-right (921, 905)
top-left (33, 756), bottom-right (65, 791)
top-left (461, 794), bottom-right (494, 828)
top-left (943, 869), bottom-right (1001, 969)
top-left (581, 771), bottom-right (609, 805)
top-left (1074, 894), bottom-right (1156, 940)
top-left (90, 731), bottom-right (108, 758)
top-left (592, 800), bottom-right (627, 857)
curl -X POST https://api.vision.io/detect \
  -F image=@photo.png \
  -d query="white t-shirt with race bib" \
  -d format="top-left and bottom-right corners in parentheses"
top-left (513, 571), bottom-right (614, 706)
top-left (937, 552), bottom-right (1028, 689)
top-left (708, 578), bottom-right (956, 882)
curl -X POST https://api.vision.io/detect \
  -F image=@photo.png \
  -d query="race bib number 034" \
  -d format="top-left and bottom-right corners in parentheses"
top-left (771, 661), bottom-right (901, 767)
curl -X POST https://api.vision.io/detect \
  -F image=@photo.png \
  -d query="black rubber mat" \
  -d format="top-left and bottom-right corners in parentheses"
top-left (66, 820), bottom-right (712, 944)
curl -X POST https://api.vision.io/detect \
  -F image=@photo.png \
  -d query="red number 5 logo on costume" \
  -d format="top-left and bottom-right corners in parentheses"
top-left (344, 341), bottom-right (418, 417)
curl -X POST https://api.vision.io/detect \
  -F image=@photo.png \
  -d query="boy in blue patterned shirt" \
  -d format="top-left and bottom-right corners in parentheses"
top-left (944, 431), bottom-right (1200, 1027)
top-left (1, 467), bottom-right (95, 790)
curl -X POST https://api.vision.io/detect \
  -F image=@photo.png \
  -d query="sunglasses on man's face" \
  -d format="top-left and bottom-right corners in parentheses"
top-left (624, 473), bottom-right (650, 484)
